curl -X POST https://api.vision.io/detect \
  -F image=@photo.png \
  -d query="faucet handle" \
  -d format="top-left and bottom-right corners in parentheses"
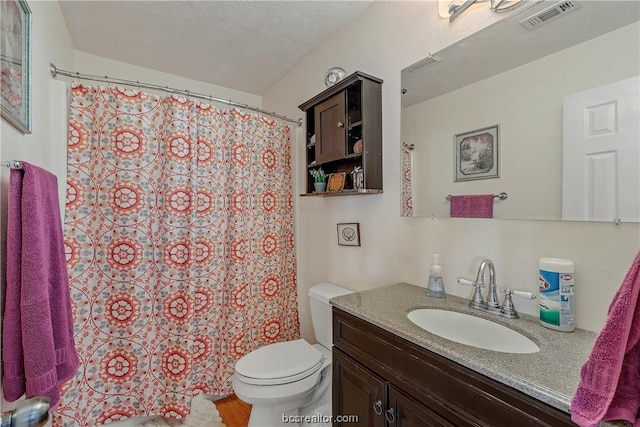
top-left (501, 288), bottom-right (536, 300)
top-left (499, 288), bottom-right (536, 319)
top-left (458, 277), bottom-right (480, 287)
top-left (458, 277), bottom-right (485, 309)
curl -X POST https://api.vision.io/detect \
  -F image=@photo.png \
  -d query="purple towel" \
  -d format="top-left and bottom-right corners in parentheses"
top-left (570, 250), bottom-right (640, 426)
top-left (2, 162), bottom-right (80, 410)
top-left (449, 194), bottom-right (494, 218)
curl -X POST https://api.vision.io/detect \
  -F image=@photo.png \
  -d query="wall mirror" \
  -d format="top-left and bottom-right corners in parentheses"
top-left (401, 1), bottom-right (639, 221)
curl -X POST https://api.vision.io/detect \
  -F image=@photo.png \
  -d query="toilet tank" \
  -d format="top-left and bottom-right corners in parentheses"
top-left (308, 282), bottom-right (353, 349)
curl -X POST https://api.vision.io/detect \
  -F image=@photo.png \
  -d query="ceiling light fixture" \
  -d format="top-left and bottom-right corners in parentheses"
top-left (439, 0), bottom-right (528, 23)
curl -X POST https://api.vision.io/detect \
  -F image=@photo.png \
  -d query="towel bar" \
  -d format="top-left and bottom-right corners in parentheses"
top-left (446, 192), bottom-right (507, 201)
top-left (3, 160), bottom-right (23, 169)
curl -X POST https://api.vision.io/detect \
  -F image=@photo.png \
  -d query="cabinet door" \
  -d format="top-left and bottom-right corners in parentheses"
top-left (333, 349), bottom-right (386, 427)
top-left (315, 91), bottom-right (346, 164)
top-left (387, 386), bottom-right (454, 427)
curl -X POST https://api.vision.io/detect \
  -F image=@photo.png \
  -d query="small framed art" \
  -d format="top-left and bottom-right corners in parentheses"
top-left (454, 124), bottom-right (499, 182)
top-left (327, 172), bottom-right (346, 192)
top-left (337, 223), bottom-right (360, 247)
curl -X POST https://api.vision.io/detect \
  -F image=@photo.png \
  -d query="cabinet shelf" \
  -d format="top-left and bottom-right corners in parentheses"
top-left (298, 71), bottom-right (383, 195)
top-left (306, 154), bottom-right (365, 171)
top-left (300, 189), bottom-right (382, 197)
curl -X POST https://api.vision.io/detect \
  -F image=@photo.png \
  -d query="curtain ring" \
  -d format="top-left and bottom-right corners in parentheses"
top-left (75, 71), bottom-right (80, 84)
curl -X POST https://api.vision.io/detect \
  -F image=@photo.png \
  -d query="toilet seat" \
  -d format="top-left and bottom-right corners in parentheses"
top-left (235, 360), bottom-right (323, 386)
top-left (234, 339), bottom-right (324, 386)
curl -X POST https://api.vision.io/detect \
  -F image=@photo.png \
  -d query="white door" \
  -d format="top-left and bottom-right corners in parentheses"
top-left (562, 76), bottom-right (640, 222)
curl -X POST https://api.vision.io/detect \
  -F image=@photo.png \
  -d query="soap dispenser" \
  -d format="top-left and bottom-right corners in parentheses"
top-left (426, 253), bottom-right (446, 298)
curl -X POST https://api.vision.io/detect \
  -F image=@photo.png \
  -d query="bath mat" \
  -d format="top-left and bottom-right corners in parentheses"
top-left (136, 395), bottom-right (225, 427)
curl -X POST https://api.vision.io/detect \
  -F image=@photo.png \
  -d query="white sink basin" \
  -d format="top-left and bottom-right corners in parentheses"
top-left (407, 309), bottom-right (540, 354)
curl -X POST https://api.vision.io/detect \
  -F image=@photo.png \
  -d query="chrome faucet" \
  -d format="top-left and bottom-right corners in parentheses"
top-left (0, 396), bottom-right (50, 427)
top-left (458, 259), bottom-right (535, 318)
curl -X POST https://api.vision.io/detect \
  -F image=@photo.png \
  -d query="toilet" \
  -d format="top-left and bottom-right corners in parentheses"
top-left (232, 282), bottom-right (353, 427)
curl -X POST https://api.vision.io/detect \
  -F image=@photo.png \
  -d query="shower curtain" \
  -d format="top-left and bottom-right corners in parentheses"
top-left (55, 83), bottom-right (299, 425)
top-left (401, 144), bottom-right (413, 216)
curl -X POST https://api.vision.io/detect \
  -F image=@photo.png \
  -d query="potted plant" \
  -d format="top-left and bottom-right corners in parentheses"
top-left (309, 167), bottom-right (327, 192)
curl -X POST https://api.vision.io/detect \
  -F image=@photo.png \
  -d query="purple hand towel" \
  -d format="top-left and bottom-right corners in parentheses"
top-left (2, 162), bottom-right (80, 410)
top-left (450, 194), bottom-right (494, 218)
top-left (570, 250), bottom-right (640, 426)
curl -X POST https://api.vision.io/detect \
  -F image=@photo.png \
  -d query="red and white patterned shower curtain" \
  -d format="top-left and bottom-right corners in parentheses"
top-left (55, 83), bottom-right (299, 425)
top-left (401, 144), bottom-right (413, 217)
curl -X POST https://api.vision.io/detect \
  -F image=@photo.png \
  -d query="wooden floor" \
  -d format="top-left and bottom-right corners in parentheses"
top-left (215, 394), bottom-right (251, 427)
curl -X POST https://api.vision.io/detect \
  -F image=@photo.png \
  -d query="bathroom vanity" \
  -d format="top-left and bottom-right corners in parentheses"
top-left (330, 283), bottom-right (622, 426)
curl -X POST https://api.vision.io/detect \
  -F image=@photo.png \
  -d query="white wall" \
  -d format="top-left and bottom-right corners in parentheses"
top-left (262, 1), bottom-right (640, 340)
top-left (0, 0), bottom-right (74, 416)
top-left (73, 51), bottom-right (262, 108)
top-left (404, 22), bottom-right (640, 219)
top-left (0, 0), bottom-right (73, 209)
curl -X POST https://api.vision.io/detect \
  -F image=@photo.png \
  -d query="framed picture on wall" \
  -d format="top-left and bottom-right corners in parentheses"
top-left (1, 0), bottom-right (32, 134)
top-left (337, 223), bottom-right (360, 247)
top-left (454, 125), bottom-right (499, 182)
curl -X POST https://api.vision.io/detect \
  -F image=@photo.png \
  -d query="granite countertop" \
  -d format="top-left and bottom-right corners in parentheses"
top-left (330, 282), bottom-right (628, 427)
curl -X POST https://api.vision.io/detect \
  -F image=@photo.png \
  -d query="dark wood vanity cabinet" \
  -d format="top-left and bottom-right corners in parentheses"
top-left (333, 349), bottom-right (386, 427)
top-left (334, 349), bottom-right (448, 427)
top-left (298, 71), bottom-right (383, 196)
top-left (332, 308), bottom-right (576, 427)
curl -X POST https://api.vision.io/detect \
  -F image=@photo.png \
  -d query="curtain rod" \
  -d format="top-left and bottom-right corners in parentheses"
top-left (49, 63), bottom-right (302, 126)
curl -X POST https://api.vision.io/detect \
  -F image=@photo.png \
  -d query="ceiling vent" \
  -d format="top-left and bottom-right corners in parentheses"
top-left (407, 55), bottom-right (442, 72)
top-left (519, 1), bottom-right (581, 30)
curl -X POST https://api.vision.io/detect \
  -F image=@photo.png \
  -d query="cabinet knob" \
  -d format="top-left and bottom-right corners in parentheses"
top-left (385, 407), bottom-right (396, 423)
top-left (373, 399), bottom-right (383, 415)
top-left (337, 121), bottom-right (344, 128)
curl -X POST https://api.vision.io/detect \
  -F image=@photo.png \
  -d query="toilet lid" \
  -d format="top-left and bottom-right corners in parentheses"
top-left (235, 339), bottom-right (324, 385)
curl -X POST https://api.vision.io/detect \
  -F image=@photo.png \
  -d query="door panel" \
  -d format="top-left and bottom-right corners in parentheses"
top-left (388, 386), bottom-right (454, 427)
top-left (315, 92), bottom-right (346, 164)
top-left (333, 349), bottom-right (385, 427)
top-left (563, 76), bottom-right (640, 222)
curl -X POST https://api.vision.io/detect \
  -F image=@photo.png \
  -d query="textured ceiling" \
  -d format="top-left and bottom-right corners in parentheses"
top-left (59, 1), bottom-right (372, 95)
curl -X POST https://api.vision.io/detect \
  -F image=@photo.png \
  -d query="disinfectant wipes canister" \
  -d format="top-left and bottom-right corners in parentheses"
top-left (539, 257), bottom-right (575, 332)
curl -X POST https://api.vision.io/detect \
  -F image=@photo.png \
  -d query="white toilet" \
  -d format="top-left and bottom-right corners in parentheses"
top-left (232, 282), bottom-right (353, 427)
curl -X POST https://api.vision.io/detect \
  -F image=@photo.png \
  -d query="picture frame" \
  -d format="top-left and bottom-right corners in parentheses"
top-left (337, 223), bottom-right (360, 246)
top-left (454, 125), bottom-right (499, 182)
top-left (327, 172), bottom-right (346, 192)
top-left (1, 0), bottom-right (32, 134)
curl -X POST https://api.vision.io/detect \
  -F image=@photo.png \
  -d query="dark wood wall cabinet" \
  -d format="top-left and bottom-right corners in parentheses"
top-left (332, 308), bottom-right (575, 427)
top-left (298, 71), bottom-right (383, 196)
